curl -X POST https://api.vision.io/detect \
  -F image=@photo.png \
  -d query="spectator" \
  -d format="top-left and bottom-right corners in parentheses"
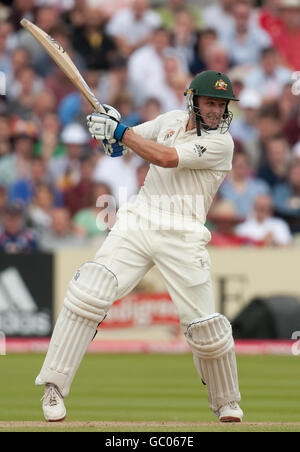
top-left (14, 7), bottom-right (61, 75)
top-left (128, 27), bottom-right (184, 107)
top-left (255, 0), bottom-right (283, 40)
top-left (71, 7), bottom-right (117, 70)
top-left (39, 207), bottom-right (86, 251)
top-left (245, 103), bottom-right (284, 169)
top-left (64, 154), bottom-right (95, 217)
top-left (0, 20), bottom-right (13, 77)
top-left (229, 88), bottom-right (262, 146)
top-left (203, 43), bottom-right (230, 78)
top-left (106, 0), bottom-right (162, 58)
top-left (219, 151), bottom-right (270, 218)
top-left (236, 193), bottom-right (292, 246)
top-left (59, 69), bottom-right (101, 126)
top-left (279, 82), bottom-right (299, 127)
top-left (8, 63), bottom-right (44, 102)
top-left (27, 182), bottom-right (55, 234)
top-left (156, 0), bottom-right (202, 32)
top-left (10, 0), bottom-right (35, 31)
top-left (118, 96), bottom-right (162, 128)
top-left (257, 135), bottom-right (290, 188)
top-left (189, 28), bottom-right (218, 75)
top-left (9, 156), bottom-right (62, 208)
top-left (0, 185), bottom-right (8, 225)
top-left (145, 53), bottom-right (189, 113)
top-left (0, 202), bottom-right (39, 253)
top-left (202, 0), bottom-right (235, 36)
top-left (30, 89), bottom-right (57, 127)
top-left (97, 56), bottom-right (129, 108)
top-left (6, 46), bottom-right (32, 99)
top-left (44, 25), bottom-right (86, 103)
top-left (273, 160), bottom-right (300, 232)
top-left (170, 9), bottom-right (198, 69)
top-left (134, 97), bottom-right (162, 125)
top-left (219, 1), bottom-right (272, 67)
top-left (112, 92), bottom-right (139, 126)
top-left (0, 128), bottom-right (36, 188)
top-left (207, 199), bottom-right (256, 247)
top-left (7, 66), bottom-right (45, 120)
top-left (33, 112), bottom-right (65, 161)
top-left (272, 0), bottom-right (300, 70)
top-left (73, 182), bottom-right (113, 241)
top-left (61, 0), bottom-right (87, 30)
top-left (47, 122), bottom-right (89, 191)
top-left (283, 104), bottom-right (300, 147)
top-left (244, 47), bottom-right (292, 102)
top-left (226, 66), bottom-right (248, 120)
top-left (0, 113), bottom-right (12, 157)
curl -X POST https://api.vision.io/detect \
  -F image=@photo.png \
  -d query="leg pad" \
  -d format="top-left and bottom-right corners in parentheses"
top-left (185, 314), bottom-right (241, 414)
top-left (36, 262), bottom-right (118, 397)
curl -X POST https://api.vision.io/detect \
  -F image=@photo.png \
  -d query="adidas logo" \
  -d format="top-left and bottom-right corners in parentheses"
top-left (194, 144), bottom-right (207, 157)
top-left (0, 267), bottom-right (51, 336)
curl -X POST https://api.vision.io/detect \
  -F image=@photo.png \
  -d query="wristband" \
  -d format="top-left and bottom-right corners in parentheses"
top-left (114, 123), bottom-right (128, 141)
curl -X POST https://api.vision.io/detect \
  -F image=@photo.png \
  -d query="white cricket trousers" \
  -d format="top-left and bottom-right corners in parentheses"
top-left (95, 202), bottom-right (215, 331)
top-left (36, 201), bottom-right (221, 399)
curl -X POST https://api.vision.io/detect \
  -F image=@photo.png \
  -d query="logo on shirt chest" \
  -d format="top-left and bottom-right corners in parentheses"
top-left (163, 130), bottom-right (175, 141)
top-left (194, 144), bottom-right (207, 157)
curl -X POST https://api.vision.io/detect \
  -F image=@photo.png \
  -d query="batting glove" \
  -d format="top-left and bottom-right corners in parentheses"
top-left (87, 104), bottom-right (128, 142)
top-left (102, 138), bottom-right (129, 158)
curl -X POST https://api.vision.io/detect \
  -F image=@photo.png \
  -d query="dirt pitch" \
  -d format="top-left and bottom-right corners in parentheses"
top-left (1, 421), bottom-right (300, 432)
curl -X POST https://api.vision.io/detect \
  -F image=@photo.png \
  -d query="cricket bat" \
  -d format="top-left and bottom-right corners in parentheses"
top-left (20, 18), bottom-right (106, 113)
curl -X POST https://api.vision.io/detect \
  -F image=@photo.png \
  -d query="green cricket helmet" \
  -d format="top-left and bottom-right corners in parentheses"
top-left (184, 70), bottom-right (239, 135)
top-left (186, 70), bottom-right (238, 101)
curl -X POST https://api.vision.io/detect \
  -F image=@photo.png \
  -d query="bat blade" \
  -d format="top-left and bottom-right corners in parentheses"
top-left (20, 18), bottom-right (105, 113)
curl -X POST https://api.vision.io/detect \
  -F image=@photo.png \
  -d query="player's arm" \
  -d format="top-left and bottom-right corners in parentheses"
top-left (87, 110), bottom-right (178, 168)
top-left (122, 128), bottom-right (178, 168)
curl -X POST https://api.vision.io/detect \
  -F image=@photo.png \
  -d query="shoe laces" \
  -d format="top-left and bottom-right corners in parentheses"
top-left (42, 385), bottom-right (61, 406)
top-left (224, 401), bottom-right (239, 410)
top-left (228, 401), bottom-right (239, 409)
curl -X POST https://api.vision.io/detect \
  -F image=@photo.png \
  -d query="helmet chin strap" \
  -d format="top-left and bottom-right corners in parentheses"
top-left (196, 114), bottom-right (202, 137)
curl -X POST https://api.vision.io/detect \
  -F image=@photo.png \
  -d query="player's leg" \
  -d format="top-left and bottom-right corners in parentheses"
top-left (154, 230), bottom-right (242, 422)
top-left (185, 314), bottom-right (243, 422)
top-left (36, 224), bottom-right (153, 420)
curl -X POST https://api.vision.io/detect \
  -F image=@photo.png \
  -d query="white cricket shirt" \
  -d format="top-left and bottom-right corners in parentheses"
top-left (133, 110), bottom-right (234, 225)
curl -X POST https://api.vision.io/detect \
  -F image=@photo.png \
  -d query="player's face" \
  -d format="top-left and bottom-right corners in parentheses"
top-left (197, 96), bottom-right (227, 129)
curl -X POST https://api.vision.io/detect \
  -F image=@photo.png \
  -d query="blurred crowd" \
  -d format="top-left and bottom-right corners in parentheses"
top-left (0, 0), bottom-right (299, 253)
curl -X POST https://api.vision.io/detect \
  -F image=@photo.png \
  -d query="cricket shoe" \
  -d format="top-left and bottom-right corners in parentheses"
top-left (42, 383), bottom-right (66, 422)
top-left (218, 401), bottom-right (243, 423)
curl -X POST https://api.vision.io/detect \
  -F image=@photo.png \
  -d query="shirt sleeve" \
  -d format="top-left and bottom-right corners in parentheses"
top-left (176, 133), bottom-right (234, 171)
top-left (132, 113), bottom-right (170, 142)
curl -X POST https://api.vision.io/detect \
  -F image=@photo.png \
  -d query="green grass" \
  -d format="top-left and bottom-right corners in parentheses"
top-left (0, 353), bottom-right (300, 431)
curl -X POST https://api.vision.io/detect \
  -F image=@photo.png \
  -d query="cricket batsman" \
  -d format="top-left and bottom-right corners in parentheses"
top-left (36, 70), bottom-right (243, 423)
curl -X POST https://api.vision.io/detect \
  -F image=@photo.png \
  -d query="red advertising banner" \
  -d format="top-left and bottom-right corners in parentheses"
top-left (101, 293), bottom-right (180, 329)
